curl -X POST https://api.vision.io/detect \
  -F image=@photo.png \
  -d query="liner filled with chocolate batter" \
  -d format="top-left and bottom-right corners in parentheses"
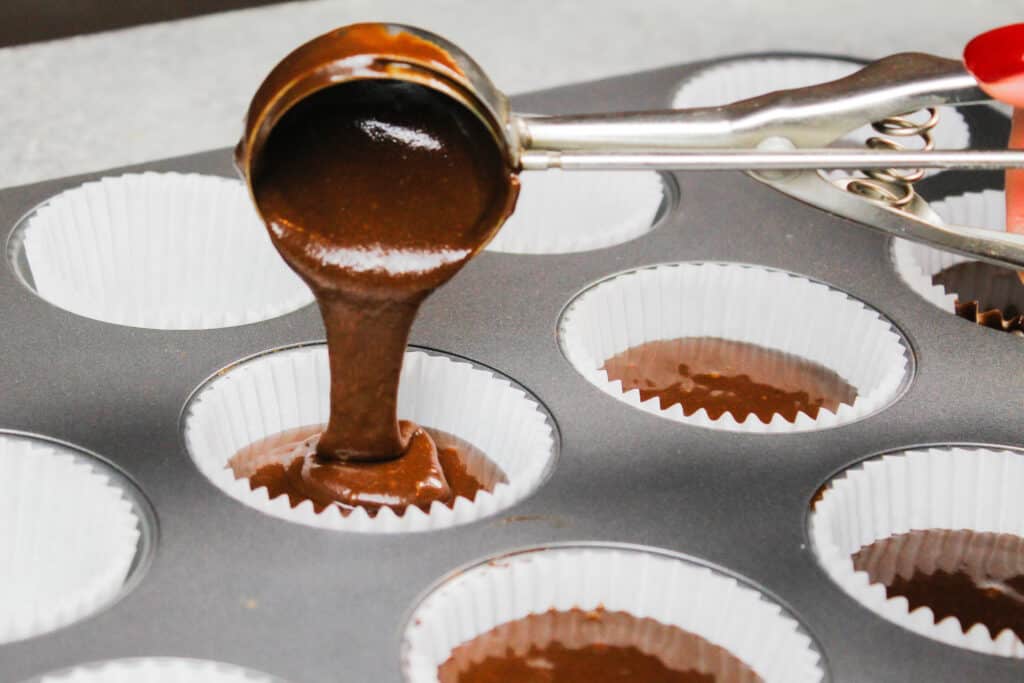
top-left (933, 260), bottom-right (1024, 334)
top-left (559, 261), bottom-right (910, 432)
top-left (892, 189), bottom-right (1024, 335)
top-left (438, 607), bottom-right (766, 683)
top-left (810, 446), bottom-right (1024, 656)
top-left (182, 344), bottom-right (556, 532)
top-left (401, 545), bottom-right (825, 683)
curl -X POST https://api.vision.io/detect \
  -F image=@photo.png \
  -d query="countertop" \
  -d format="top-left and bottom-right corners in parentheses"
top-left (0, 0), bottom-right (1018, 189)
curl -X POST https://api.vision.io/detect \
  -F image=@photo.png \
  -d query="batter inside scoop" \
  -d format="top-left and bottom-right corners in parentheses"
top-left (236, 26), bottom-right (518, 511)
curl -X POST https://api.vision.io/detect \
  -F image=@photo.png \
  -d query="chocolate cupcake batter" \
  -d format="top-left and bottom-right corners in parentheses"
top-left (234, 26), bottom-right (517, 511)
top-left (932, 261), bottom-right (1024, 334)
top-left (230, 425), bottom-right (504, 515)
top-left (853, 529), bottom-right (1024, 641)
top-left (602, 337), bottom-right (857, 423)
top-left (438, 608), bottom-right (764, 683)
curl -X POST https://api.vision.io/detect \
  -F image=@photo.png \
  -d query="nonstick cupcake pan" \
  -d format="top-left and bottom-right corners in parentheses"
top-left (1, 53), bottom-right (1021, 683)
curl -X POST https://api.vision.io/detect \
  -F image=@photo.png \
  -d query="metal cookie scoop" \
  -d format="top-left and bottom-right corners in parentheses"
top-left (238, 22), bottom-right (1024, 270)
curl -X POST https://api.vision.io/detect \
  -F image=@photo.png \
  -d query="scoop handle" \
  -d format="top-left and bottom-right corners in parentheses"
top-left (516, 53), bottom-right (986, 157)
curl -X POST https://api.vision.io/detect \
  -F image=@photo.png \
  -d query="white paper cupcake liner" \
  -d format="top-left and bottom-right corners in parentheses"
top-left (0, 432), bottom-right (142, 645)
top-left (892, 190), bottom-right (1007, 312)
top-left (558, 262), bottom-right (910, 432)
top-left (485, 170), bottom-right (666, 254)
top-left (810, 445), bottom-right (1024, 657)
top-left (401, 544), bottom-right (825, 683)
top-left (35, 657), bottom-right (283, 683)
top-left (182, 344), bottom-right (557, 533)
top-left (14, 172), bottom-right (314, 329)
top-left (673, 56), bottom-right (969, 155)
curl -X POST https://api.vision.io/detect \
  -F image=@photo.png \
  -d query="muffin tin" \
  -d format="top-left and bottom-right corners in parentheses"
top-left (1, 52), bottom-right (1022, 682)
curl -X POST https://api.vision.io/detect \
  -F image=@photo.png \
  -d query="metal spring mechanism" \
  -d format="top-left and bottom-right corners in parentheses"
top-left (844, 108), bottom-right (940, 207)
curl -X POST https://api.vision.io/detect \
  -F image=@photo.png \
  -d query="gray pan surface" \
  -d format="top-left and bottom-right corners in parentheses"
top-left (0, 54), bottom-right (1021, 683)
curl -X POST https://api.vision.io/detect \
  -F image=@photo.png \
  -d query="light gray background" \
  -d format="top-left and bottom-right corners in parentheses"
top-left (1, 0), bottom-right (1020, 189)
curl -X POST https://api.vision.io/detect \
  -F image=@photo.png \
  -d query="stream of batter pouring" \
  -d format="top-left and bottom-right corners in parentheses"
top-left (236, 25), bottom-right (518, 510)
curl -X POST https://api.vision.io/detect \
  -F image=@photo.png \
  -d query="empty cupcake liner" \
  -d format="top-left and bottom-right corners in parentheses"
top-left (401, 544), bottom-right (825, 683)
top-left (558, 262), bottom-right (911, 432)
top-left (182, 344), bottom-right (557, 533)
top-left (0, 432), bottom-right (142, 645)
top-left (673, 56), bottom-right (968, 159)
top-left (810, 446), bottom-right (1024, 657)
top-left (34, 657), bottom-right (283, 683)
top-left (14, 172), bottom-right (313, 329)
top-left (484, 170), bottom-right (666, 254)
top-left (892, 189), bottom-right (1011, 313)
